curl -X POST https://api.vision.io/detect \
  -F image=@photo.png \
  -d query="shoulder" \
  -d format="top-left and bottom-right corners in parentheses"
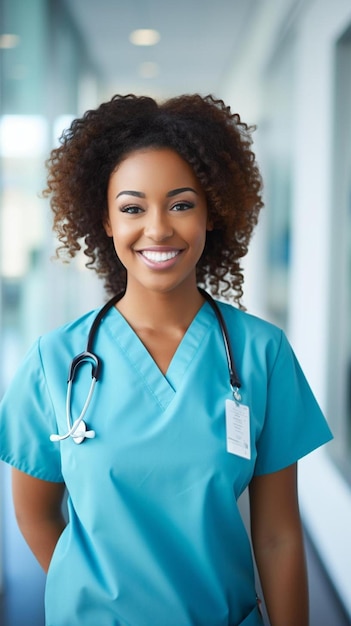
top-left (39, 309), bottom-right (99, 351)
top-left (216, 300), bottom-right (284, 351)
top-left (35, 308), bottom-right (101, 374)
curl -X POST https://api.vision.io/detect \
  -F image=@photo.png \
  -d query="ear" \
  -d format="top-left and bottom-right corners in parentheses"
top-left (206, 217), bottom-right (214, 232)
top-left (103, 216), bottom-right (113, 237)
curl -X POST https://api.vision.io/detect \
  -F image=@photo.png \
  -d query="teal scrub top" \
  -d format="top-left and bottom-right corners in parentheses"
top-left (0, 299), bottom-right (333, 626)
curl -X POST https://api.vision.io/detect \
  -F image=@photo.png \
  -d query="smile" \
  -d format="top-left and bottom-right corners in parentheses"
top-left (140, 250), bottom-right (180, 263)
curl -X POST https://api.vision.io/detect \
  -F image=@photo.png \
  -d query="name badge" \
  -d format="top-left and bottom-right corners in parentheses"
top-left (225, 399), bottom-right (251, 460)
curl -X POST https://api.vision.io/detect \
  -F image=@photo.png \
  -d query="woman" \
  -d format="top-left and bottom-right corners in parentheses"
top-left (0, 94), bottom-right (332, 626)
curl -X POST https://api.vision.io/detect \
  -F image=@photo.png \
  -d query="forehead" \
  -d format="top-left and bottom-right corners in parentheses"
top-left (110, 148), bottom-right (200, 186)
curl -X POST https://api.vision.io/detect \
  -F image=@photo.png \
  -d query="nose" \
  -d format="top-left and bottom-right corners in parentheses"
top-left (144, 208), bottom-right (173, 241)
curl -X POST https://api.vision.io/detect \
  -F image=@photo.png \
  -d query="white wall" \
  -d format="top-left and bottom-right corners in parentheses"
top-left (288, 0), bottom-right (351, 615)
top-left (221, 0), bottom-right (351, 616)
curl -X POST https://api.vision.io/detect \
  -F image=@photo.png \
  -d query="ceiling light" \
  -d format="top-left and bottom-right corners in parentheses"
top-left (139, 62), bottom-right (159, 79)
top-left (129, 29), bottom-right (160, 46)
top-left (0, 33), bottom-right (20, 49)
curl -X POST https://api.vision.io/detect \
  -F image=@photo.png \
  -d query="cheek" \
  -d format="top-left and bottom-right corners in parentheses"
top-left (185, 222), bottom-right (208, 257)
top-left (109, 221), bottom-right (139, 254)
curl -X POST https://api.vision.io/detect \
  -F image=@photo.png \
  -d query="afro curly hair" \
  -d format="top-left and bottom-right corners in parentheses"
top-left (44, 93), bottom-right (263, 307)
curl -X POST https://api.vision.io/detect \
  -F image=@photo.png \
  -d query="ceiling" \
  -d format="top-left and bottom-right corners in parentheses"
top-left (62, 0), bottom-right (258, 99)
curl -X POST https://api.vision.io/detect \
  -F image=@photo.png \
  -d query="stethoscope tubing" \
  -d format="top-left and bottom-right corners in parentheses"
top-left (50, 289), bottom-right (241, 444)
top-left (198, 288), bottom-right (241, 391)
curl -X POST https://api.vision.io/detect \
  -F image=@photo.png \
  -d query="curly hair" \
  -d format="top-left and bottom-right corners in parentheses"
top-left (44, 93), bottom-right (263, 306)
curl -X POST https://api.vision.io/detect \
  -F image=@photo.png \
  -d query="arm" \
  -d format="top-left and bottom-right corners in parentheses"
top-left (12, 468), bottom-right (67, 572)
top-left (249, 463), bottom-right (309, 626)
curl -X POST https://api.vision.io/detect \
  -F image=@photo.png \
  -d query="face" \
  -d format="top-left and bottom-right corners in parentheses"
top-left (105, 148), bottom-right (212, 296)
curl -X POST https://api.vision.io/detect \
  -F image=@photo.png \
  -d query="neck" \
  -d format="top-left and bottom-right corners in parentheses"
top-left (116, 282), bottom-right (205, 330)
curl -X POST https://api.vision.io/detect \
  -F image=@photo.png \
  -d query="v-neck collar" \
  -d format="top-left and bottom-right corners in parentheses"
top-left (104, 301), bottom-right (215, 410)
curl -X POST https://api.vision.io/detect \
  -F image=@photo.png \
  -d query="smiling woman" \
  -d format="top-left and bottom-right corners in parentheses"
top-left (104, 148), bottom-right (211, 299)
top-left (45, 94), bottom-right (263, 304)
top-left (0, 93), bottom-right (332, 626)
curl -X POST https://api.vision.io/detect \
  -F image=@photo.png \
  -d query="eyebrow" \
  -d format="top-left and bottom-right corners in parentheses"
top-left (167, 187), bottom-right (198, 197)
top-left (116, 190), bottom-right (145, 199)
top-left (116, 187), bottom-right (198, 199)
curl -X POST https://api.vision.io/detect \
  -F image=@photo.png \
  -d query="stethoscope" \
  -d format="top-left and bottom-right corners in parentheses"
top-left (50, 289), bottom-right (242, 445)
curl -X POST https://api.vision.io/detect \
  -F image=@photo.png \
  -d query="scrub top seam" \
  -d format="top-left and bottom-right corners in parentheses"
top-left (266, 329), bottom-right (284, 386)
top-left (104, 328), bottom-right (172, 411)
top-left (165, 301), bottom-right (216, 389)
top-left (0, 453), bottom-right (64, 482)
top-left (102, 303), bottom-right (215, 411)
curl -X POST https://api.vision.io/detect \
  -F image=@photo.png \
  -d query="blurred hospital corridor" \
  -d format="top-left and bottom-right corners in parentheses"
top-left (1, 0), bottom-right (351, 624)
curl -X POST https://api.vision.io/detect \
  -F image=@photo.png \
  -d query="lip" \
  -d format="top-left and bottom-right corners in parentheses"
top-left (136, 247), bottom-right (183, 270)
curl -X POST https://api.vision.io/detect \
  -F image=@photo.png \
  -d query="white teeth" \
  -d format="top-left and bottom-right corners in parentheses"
top-left (141, 250), bottom-right (179, 262)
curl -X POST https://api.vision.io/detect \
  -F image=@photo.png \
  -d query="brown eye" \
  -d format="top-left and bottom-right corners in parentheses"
top-left (171, 202), bottom-right (194, 212)
top-left (120, 205), bottom-right (144, 214)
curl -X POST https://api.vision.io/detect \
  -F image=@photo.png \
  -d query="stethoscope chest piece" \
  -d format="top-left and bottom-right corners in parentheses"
top-left (71, 419), bottom-right (95, 445)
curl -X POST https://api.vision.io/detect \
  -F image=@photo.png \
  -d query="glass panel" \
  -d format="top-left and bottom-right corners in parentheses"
top-left (346, 145), bottom-right (351, 465)
top-left (0, 0), bottom-right (101, 602)
top-left (348, 178), bottom-right (351, 457)
top-left (259, 34), bottom-right (295, 330)
top-left (327, 25), bottom-right (351, 481)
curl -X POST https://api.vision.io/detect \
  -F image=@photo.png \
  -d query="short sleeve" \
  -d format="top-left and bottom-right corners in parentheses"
top-left (0, 338), bottom-right (64, 482)
top-left (254, 331), bottom-right (333, 476)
